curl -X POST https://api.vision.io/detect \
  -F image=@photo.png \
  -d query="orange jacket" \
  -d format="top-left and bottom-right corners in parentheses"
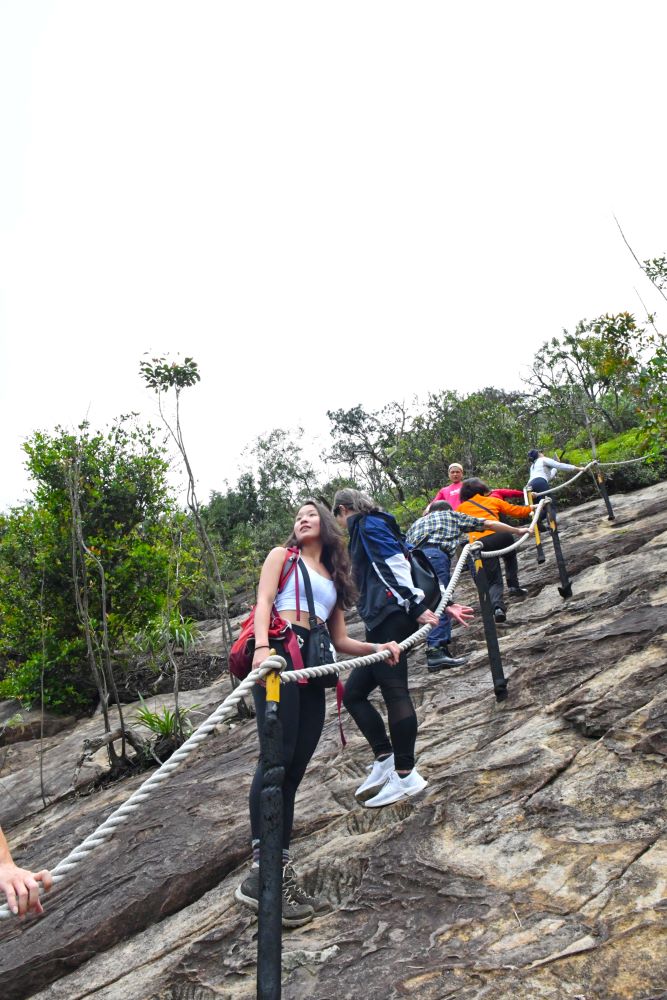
top-left (457, 494), bottom-right (532, 543)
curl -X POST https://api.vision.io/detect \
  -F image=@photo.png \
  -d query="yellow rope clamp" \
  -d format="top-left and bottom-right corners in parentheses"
top-left (529, 492), bottom-right (542, 545)
top-left (265, 652), bottom-right (281, 703)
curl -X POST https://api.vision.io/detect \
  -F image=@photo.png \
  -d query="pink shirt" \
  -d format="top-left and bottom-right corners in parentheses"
top-left (431, 482), bottom-right (463, 510)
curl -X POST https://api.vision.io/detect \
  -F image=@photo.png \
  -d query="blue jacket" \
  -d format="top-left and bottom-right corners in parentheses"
top-left (347, 511), bottom-right (430, 631)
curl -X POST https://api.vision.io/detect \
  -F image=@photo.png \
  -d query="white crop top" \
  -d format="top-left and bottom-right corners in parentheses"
top-left (274, 561), bottom-right (338, 622)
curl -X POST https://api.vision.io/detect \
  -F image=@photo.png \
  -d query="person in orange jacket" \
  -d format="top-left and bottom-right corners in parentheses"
top-left (457, 479), bottom-right (535, 624)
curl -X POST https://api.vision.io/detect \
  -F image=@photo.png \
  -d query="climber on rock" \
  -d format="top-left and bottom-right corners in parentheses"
top-left (406, 500), bottom-right (531, 670)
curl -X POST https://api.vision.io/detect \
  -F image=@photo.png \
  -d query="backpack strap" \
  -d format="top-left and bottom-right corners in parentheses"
top-left (277, 547), bottom-right (301, 619)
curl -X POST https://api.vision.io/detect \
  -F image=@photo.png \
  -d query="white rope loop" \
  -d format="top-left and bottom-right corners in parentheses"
top-left (528, 452), bottom-right (653, 499)
top-left (477, 498), bottom-right (549, 558)
top-left (527, 462), bottom-right (597, 497)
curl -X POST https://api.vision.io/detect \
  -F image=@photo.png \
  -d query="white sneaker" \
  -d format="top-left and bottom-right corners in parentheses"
top-left (364, 768), bottom-right (428, 808)
top-left (400, 767), bottom-right (428, 797)
top-left (355, 754), bottom-right (395, 799)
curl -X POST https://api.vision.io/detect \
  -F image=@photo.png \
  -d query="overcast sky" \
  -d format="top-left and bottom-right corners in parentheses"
top-left (1, 1), bottom-right (666, 512)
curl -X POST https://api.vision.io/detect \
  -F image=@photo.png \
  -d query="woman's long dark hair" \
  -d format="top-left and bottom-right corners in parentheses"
top-left (459, 478), bottom-right (491, 504)
top-left (285, 498), bottom-right (357, 610)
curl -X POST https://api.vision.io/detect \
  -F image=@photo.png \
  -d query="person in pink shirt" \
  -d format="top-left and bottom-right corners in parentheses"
top-left (425, 463), bottom-right (465, 512)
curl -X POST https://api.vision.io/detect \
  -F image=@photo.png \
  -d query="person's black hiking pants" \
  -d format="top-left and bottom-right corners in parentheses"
top-left (528, 476), bottom-right (557, 522)
top-left (249, 626), bottom-right (325, 850)
top-left (478, 531), bottom-right (516, 611)
top-left (343, 611), bottom-right (418, 772)
top-left (497, 513), bottom-right (521, 590)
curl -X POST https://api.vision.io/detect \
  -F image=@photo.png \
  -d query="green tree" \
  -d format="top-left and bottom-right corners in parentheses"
top-left (526, 314), bottom-right (646, 453)
top-left (0, 417), bottom-right (179, 718)
top-left (139, 356), bottom-right (234, 658)
top-left (327, 403), bottom-right (411, 502)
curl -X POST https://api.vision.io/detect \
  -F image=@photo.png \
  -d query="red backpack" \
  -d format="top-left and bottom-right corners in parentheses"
top-left (228, 548), bottom-right (305, 679)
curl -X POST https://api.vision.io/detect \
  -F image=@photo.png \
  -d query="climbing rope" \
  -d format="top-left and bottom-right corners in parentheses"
top-left (527, 462), bottom-right (597, 497)
top-left (527, 452), bottom-right (654, 498)
top-left (594, 454), bottom-right (653, 468)
top-left (477, 498), bottom-right (549, 558)
top-left (0, 538), bottom-right (477, 920)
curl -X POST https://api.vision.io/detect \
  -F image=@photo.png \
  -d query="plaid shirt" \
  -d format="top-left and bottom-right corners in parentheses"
top-left (405, 509), bottom-right (487, 556)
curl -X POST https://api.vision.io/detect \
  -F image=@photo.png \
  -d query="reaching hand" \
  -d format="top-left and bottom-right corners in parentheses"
top-left (446, 604), bottom-right (475, 627)
top-left (0, 863), bottom-right (52, 917)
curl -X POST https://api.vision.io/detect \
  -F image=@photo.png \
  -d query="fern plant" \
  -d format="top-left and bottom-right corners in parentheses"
top-left (135, 695), bottom-right (199, 740)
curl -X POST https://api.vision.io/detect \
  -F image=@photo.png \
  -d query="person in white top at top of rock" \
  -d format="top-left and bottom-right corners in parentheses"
top-left (527, 448), bottom-right (586, 524)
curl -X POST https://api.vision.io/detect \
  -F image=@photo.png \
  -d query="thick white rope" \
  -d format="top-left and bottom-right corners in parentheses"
top-left (528, 452), bottom-right (653, 498)
top-left (477, 498), bottom-right (549, 558)
top-left (0, 541), bottom-right (476, 920)
top-left (526, 462), bottom-right (597, 497)
top-left (594, 454), bottom-right (653, 468)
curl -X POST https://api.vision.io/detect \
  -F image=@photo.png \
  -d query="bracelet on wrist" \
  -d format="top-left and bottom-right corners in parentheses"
top-left (254, 644), bottom-right (270, 651)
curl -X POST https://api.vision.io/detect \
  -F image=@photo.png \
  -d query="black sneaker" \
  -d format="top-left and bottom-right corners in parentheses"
top-left (426, 647), bottom-right (468, 671)
top-left (493, 607), bottom-right (507, 623)
top-left (234, 865), bottom-right (314, 927)
top-left (283, 862), bottom-right (331, 914)
top-left (508, 587), bottom-right (528, 597)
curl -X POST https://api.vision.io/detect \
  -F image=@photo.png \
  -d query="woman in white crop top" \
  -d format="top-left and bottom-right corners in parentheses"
top-left (235, 498), bottom-right (400, 926)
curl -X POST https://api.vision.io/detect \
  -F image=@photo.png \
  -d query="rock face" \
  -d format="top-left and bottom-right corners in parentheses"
top-left (1, 484), bottom-right (666, 1000)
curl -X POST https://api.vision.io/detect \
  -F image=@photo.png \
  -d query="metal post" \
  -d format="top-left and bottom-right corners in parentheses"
top-left (591, 467), bottom-right (615, 521)
top-left (257, 668), bottom-right (283, 1000)
top-left (469, 554), bottom-right (507, 702)
top-left (546, 505), bottom-right (573, 598)
top-left (529, 491), bottom-right (546, 564)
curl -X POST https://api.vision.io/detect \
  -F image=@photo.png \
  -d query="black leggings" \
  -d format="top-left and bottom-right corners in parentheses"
top-left (478, 531), bottom-right (516, 610)
top-left (249, 626), bottom-right (326, 850)
top-left (528, 476), bottom-right (558, 520)
top-left (343, 612), bottom-right (418, 772)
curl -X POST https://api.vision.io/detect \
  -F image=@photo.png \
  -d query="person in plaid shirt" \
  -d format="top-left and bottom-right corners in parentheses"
top-left (406, 500), bottom-right (529, 670)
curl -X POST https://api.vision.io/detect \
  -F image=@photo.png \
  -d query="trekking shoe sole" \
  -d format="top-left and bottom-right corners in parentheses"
top-left (355, 780), bottom-right (390, 802)
top-left (282, 911), bottom-right (315, 928)
top-left (234, 886), bottom-right (314, 927)
top-left (234, 886), bottom-right (259, 912)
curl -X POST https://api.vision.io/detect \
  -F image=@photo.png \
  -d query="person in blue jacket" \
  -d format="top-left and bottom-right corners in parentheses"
top-left (333, 488), bottom-right (474, 808)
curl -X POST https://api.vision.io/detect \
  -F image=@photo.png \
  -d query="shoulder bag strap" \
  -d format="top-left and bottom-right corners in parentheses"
top-left (467, 499), bottom-right (495, 519)
top-left (297, 558), bottom-right (320, 629)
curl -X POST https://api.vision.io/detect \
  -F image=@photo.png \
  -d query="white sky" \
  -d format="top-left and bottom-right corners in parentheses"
top-left (1, 1), bottom-right (666, 511)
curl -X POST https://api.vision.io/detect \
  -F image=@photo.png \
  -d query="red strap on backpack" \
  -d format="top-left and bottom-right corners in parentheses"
top-left (229, 547), bottom-right (303, 680)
